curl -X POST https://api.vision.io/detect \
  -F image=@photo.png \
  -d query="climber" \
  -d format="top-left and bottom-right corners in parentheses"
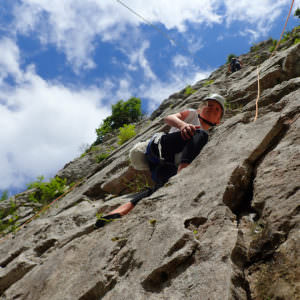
top-left (228, 57), bottom-right (242, 73)
top-left (94, 94), bottom-right (225, 228)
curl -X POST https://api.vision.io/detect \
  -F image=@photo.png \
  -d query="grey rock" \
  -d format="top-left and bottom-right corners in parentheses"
top-left (0, 35), bottom-right (299, 300)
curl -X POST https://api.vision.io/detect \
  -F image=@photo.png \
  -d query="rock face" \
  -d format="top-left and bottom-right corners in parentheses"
top-left (0, 38), bottom-right (299, 300)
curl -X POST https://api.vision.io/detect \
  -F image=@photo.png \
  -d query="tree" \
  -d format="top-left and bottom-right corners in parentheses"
top-left (110, 97), bottom-right (142, 129)
top-left (95, 97), bottom-right (142, 144)
top-left (295, 8), bottom-right (300, 19)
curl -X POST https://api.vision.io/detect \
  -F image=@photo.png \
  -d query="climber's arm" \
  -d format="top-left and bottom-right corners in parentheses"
top-left (164, 111), bottom-right (198, 140)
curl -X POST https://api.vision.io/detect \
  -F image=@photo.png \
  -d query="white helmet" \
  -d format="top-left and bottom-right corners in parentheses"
top-left (203, 93), bottom-right (225, 118)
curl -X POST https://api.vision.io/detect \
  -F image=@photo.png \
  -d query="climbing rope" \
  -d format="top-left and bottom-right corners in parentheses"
top-left (271, 0), bottom-right (295, 57)
top-left (254, 66), bottom-right (261, 122)
top-left (254, 0), bottom-right (295, 121)
top-left (117, 0), bottom-right (296, 122)
top-left (0, 180), bottom-right (82, 243)
top-left (116, 0), bottom-right (211, 70)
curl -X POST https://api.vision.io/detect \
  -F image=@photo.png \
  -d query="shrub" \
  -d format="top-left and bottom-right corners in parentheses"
top-left (80, 145), bottom-right (98, 158)
top-left (27, 176), bottom-right (67, 204)
top-left (250, 43), bottom-right (260, 52)
top-left (95, 146), bottom-right (115, 163)
top-left (202, 79), bottom-right (214, 87)
top-left (184, 85), bottom-right (196, 96)
top-left (269, 39), bottom-right (277, 52)
top-left (281, 31), bottom-right (291, 43)
top-left (117, 124), bottom-right (136, 145)
top-left (125, 174), bottom-right (152, 193)
top-left (294, 38), bottom-right (300, 45)
top-left (96, 152), bottom-right (110, 163)
top-left (0, 190), bottom-right (8, 201)
top-left (224, 102), bottom-right (243, 112)
top-left (0, 200), bottom-right (19, 234)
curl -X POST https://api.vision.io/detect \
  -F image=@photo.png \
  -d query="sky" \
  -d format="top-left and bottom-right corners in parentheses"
top-left (0, 0), bottom-right (299, 197)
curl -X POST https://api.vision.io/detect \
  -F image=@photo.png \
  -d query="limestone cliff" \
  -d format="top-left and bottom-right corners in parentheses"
top-left (0, 32), bottom-right (299, 300)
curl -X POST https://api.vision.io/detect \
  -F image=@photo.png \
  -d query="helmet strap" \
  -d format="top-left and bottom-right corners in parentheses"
top-left (198, 114), bottom-right (216, 127)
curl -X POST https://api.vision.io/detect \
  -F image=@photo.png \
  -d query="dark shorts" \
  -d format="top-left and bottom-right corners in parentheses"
top-left (146, 129), bottom-right (208, 184)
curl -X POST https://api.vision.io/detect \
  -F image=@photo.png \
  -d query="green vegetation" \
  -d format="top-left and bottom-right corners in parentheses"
top-left (294, 38), bottom-right (300, 45)
top-left (295, 7), bottom-right (300, 19)
top-left (149, 219), bottom-right (157, 225)
top-left (80, 145), bottom-right (98, 158)
top-left (202, 79), bottom-right (214, 87)
top-left (281, 31), bottom-right (292, 43)
top-left (124, 173), bottom-right (152, 193)
top-left (250, 43), bottom-right (260, 52)
top-left (1, 176), bottom-right (69, 236)
top-left (80, 144), bottom-right (115, 163)
top-left (117, 124), bottom-right (136, 145)
top-left (269, 27), bottom-right (300, 52)
top-left (94, 117), bottom-right (113, 144)
top-left (110, 97), bottom-right (142, 129)
top-left (27, 175), bottom-right (67, 205)
top-left (184, 85), bottom-right (197, 96)
top-left (269, 39), bottom-right (277, 52)
top-left (0, 199), bottom-right (19, 235)
top-left (96, 212), bottom-right (119, 227)
top-left (224, 101), bottom-right (243, 112)
top-left (95, 146), bottom-right (115, 163)
top-left (95, 152), bottom-right (110, 163)
top-left (95, 97), bottom-right (142, 144)
top-left (0, 190), bottom-right (8, 201)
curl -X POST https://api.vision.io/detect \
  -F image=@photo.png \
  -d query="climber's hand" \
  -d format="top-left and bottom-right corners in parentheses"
top-left (180, 124), bottom-right (199, 140)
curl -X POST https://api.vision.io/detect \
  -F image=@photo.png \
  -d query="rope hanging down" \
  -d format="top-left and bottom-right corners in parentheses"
top-left (271, 0), bottom-right (295, 57)
top-left (254, 66), bottom-right (260, 122)
top-left (254, 0), bottom-right (295, 121)
top-left (116, 0), bottom-right (210, 69)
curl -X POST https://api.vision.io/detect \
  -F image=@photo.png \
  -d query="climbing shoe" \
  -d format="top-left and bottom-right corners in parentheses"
top-left (94, 213), bottom-right (121, 229)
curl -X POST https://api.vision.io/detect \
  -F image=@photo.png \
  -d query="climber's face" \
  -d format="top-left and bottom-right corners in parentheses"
top-left (198, 100), bottom-right (222, 126)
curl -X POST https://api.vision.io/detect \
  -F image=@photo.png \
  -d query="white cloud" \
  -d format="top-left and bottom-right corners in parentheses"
top-left (0, 37), bottom-right (209, 191)
top-left (114, 78), bottom-right (133, 101)
top-left (239, 29), bottom-right (261, 43)
top-left (224, 0), bottom-right (292, 38)
top-left (126, 41), bottom-right (157, 80)
top-left (294, 0), bottom-right (300, 11)
top-left (140, 65), bottom-right (211, 112)
top-left (186, 35), bottom-right (204, 53)
top-left (172, 55), bottom-right (190, 68)
top-left (9, 0), bottom-right (293, 71)
top-left (0, 38), bottom-right (22, 83)
top-left (1, 0), bottom-right (297, 194)
top-left (11, 0), bottom-right (222, 71)
top-left (0, 38), bottom-right (111, 190)
top-left (217, 35), bottom-right (225, 41)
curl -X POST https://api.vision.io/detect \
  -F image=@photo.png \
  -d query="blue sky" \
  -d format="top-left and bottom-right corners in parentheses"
top-left (0, 0), bottom-right (299, 197)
